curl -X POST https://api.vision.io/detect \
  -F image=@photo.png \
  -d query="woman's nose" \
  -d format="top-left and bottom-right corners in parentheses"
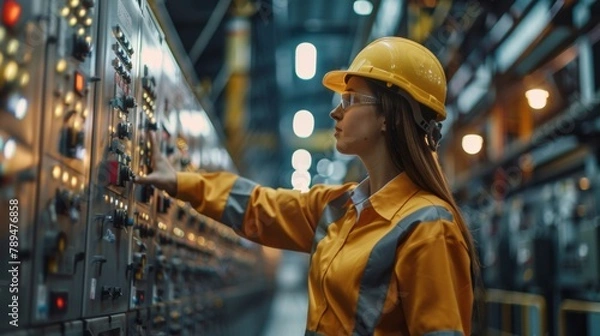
top-left (329, 104), bottom-right (342, 121)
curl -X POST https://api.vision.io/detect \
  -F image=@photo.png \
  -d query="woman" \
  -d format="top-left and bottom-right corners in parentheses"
top-left (136, 37), bottom-right (479, 335)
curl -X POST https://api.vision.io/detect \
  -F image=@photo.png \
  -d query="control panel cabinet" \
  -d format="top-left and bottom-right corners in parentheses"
top-left (30, 0), bottom-right (98, 325)
top-left (83, 0), bottom-right (141, 318)
top-left (0, 0), bottom-right (48, 330)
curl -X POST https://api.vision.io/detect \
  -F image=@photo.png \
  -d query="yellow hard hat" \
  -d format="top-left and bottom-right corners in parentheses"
top-left (323, 36), bottom-right (447, 121)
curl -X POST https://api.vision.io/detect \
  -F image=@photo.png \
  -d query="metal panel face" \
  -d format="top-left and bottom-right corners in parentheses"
top-left (149, 49), bottom-right (183, 306)
top-left (39, 320), bottom-right (84, 336)
top-left (29, 0), bottom-right (98, 325)
top-left (129, 2), bottom-right (163, 311)
top-left (83, 0), bottom-right (141, 317)
top-left (84, 314), bottom-right (126, 335)
top-left (0, 0), bottom-right (48, 331)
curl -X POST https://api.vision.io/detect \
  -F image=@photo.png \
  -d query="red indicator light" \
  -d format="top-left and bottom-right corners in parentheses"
top-left (56, 297), bottom-right (65, 310)
top-left (2, 0), bottom-right (22, 28)
top-left (50, 292), bottom-right (68, 314)
top-left (74, 71), bottom-right (85, 96)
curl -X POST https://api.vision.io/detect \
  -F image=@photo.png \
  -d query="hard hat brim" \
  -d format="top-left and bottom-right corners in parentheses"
top-left (322, 69), bottom-right (446, 121)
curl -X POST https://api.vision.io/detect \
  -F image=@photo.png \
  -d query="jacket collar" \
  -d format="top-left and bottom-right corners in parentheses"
top-left (350, 172), bottom-right (421, 220)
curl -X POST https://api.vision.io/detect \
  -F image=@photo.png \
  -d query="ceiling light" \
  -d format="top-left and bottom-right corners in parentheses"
top-left (293, 110), bottom-right (315, 138)
top-left (295, 42), bottom-right (317, 80)
top-left (291, 170), bottom-right (311, 192)
top-left (462, 134), bottom-right (483, 155)
top-left (3, 138), bottom-right (16, 159)
top-left (291, 149), bottom-right (312, 170)
top-left (579, 177), bottom-right (590, 191)
top-left (353, 0), bottom-right (373, 16)
top-left (525, 89), bottom-right (549, 109)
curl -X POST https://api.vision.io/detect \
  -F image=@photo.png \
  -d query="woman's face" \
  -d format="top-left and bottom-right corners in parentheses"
top-left (329, 77), bottom-right (386, 156)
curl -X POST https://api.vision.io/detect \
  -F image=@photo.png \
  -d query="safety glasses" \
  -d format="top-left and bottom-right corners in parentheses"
top-left (340, 92), bottom-right (379, 111)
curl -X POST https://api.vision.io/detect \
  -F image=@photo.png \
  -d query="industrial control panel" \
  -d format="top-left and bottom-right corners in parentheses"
top-left (0, 0), bottom-right (274, 334)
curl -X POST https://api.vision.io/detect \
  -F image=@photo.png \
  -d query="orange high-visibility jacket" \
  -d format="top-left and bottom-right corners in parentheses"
top-left (177, 171), bottom-right (473, 336)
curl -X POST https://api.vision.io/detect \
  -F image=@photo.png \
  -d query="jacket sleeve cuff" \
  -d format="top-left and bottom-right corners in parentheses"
top-left (176, 172), bottom-right (202, 203)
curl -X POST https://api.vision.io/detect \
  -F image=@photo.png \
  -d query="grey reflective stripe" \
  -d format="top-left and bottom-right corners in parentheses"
top-left (305, 330), bottom-right (324, 336)
top-left (310, 192), bottom-right (351, 254)
top-left (352, 205), bottom-right (454, 336)
top-left (424, 331), bottom-right (464, 336)
top-left (220, 176), bottom-right (258, 230)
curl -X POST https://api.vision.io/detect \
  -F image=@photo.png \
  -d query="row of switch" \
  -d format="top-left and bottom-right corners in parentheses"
top-left (112, 56), bottom-right (132, 84)
top-left (112, 25), bottom-right (134, 56)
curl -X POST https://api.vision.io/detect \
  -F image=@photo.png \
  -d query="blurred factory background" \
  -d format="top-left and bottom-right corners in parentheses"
top-left (0, 0), bottom-right (599, 335)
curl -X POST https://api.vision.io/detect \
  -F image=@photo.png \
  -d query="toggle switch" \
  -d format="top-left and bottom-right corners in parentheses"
top-left (55, 189), bottom-right (74, 215)
top-left (72, 34), bottom-right (92, 61)
top-left (124, 95), bottom-right (135, 108)
top-left (136, 223), bottom-right (147, 237)
top-left (187, 216), bottom-right (196, 229)
top-left (113, 287), bottom-right (123, 299)
top-left (156, 195), bottom-right (171, 214)
top-left (112, 208), bottom-right (133, 228)
top-left (111, 95), bottom-right (136, 112)
top-left (177, 207), bottom-right (186, 221)
top-left (54, 188), bottom-right (82, 222)
top-left (100, 286), bottom-right (122, 300)
top-left (139, 184), bottom-right (154, 203)
top-left (107, 161), bottom-right (134, 187)
top-left (58, 127), bottom-right (84, 158)
top-left (145, 119), bottom-right (158, 131)
top-left (117, 121), bottom-right (132, 140)
top-left (101, 286), bottom-right (113, 300)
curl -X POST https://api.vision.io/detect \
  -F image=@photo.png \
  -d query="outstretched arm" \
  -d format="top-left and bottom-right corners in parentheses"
top-left (135, 131), bottom-right (352, 253)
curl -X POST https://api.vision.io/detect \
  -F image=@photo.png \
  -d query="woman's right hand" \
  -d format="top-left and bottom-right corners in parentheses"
top-left (134, 131), bottom-right (178, 196)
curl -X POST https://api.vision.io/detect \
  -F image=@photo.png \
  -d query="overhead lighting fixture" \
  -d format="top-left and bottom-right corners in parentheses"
top-left (579, 177), bottom-right (590, 191)
top-left (291, 170), bottom-right (311, 192)
top-left (353, 0), bottom-right (373, 16)
top-left (291, 149), bottom-right (312, 171)
top-left (295, 42), bottom-right (317, 80)
top-left (293, 109), bottom-right (315, 138)
top-left (525, 89), bottom-right (549, 109)
top-left (462, 134), bottom-right (483, 155)
top-left (495, 1), bottom-right (550, 72)
top-left (3, 137), bottom-right (16, 159)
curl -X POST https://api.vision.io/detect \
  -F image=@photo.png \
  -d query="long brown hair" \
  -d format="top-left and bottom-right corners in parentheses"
top-left (365, 78), bottom-right (485, 331)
